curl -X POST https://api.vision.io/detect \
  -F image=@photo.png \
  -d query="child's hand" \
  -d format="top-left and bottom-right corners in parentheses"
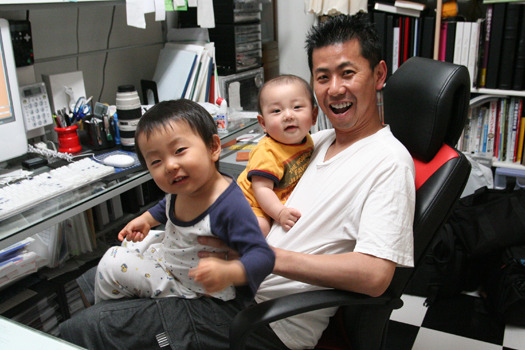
top-left (118, 217), bottom-right (151, 242)
top-left (188, 258), bottom-right (245, 294)
top-left (278, 207), bottom-right (301, 231)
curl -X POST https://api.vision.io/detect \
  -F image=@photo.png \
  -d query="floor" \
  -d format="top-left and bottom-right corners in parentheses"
top-left (387, 292), bottom-right (525, 350)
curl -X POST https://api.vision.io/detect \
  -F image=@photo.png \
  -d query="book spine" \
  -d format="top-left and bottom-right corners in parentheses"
top-left (393, 20), bottom-right (400, 73)
top-left (444, 21), bottom-right (456, 63)
top-left (479, 5), bottom-right (493, 88)
top-left (439, 21), bottom-right (448, 61)
top-left (386, 14), bottom-right (395, 77)
top-left (485, 3), bottom-right (506, 89)
top-left (514, 98), bottom-right (524, 163)
top-left (497, 3), bottom-right (521, 90)
top-left (506, 98), bottom-right (517, 162)
top-left (467, 21), bottom-right (481, 88)
top-left (419, 16), bottom-right (435, 59)
top-left (486, 100), bottom-right (498, 156)
top-left (512, 5), bottom-right (525, 90)
top-left (453, 21), bottom-right (464, 65)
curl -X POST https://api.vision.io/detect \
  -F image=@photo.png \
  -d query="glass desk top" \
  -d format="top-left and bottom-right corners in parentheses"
top-left (0, 117), bottom-right (258, 250)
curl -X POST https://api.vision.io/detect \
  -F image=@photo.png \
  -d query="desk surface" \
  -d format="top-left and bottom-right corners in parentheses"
top-left (0, 316), bottom-right (85, 349)
top-left (0, 117), bottom-right (258, 250)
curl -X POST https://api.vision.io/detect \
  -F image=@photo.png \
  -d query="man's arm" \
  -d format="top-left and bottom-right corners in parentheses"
top-left (272, 247), bottom-right (396, 297)
top-left (197, 236), bottom-right (396, 297)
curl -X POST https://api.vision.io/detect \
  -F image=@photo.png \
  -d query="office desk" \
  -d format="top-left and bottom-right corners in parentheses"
top-left (0, 315), bottom-right (85, 349)
top-left (0, 117), bottom-right (258, 251)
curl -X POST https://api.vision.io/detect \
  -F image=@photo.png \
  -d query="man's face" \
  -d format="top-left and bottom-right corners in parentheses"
top-left (311, 39), bottom-right (385, 134)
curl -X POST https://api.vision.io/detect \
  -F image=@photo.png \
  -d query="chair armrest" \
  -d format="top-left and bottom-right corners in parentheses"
top-left (229, 289), bottom-right (402, 350)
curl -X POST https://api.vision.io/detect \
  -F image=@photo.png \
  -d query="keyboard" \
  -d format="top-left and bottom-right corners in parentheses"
top-left (0, 158), bottom-right (115, 221)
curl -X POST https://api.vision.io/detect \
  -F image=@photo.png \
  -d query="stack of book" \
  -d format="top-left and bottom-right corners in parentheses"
top-left (374, 0), bottom-right (426, 18)
top-left (459, 95), bottom-right (525, 164)
top-left (372, 3), bottom-right (434, 77)
top-left (479, 1), bottom-right (525, 91)
top-left (438, 2), bottom-right (525, 91)
top-left (146, 40), bottom-right (219, 104)
top-left (437, 19), bottom-right (483, 88)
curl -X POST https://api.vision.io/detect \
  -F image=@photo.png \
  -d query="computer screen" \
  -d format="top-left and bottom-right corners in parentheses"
top-left (0, 18), bottom-right (27, 163)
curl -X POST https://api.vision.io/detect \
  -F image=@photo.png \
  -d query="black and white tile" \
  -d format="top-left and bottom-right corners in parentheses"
top-left (387, 293), bottom-right (525, 350)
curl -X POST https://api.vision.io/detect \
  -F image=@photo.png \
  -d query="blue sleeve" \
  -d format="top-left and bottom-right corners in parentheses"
top-left (148, 196), bottom-right (168, 225)
top-left (210, 183), bottom-right (275, 297)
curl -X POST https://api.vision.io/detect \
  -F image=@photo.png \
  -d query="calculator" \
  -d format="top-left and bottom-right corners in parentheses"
top-left (19, 82), bottom-right (54, 131)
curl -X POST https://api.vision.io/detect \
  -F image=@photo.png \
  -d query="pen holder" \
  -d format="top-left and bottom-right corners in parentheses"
top-left (55, 125), bottom-right (82, 153)
top-left (85, 117), bottom-right (116, 150)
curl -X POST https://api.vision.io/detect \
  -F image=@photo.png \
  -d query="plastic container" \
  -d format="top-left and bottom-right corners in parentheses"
top-left (55, 125), bottom-right (82, 153)
top-left (216, 97), bottom-right (228, 133)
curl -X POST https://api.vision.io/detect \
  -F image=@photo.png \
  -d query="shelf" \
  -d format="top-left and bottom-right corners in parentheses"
top-left (492, 160), bottom-right (525, 170)
top-left (471, 88), bottom-right (525, 98)
top-left (0, 0), bottom-right (122, 10)
top-left (0, 0), bottom-right (118, 4)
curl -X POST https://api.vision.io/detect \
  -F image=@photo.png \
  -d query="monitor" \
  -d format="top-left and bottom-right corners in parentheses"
top-left (0, 18), bottom-right (27, 163)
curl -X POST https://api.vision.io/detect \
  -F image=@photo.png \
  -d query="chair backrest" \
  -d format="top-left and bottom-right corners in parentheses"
top-left (382, 57), bottom-right (471, 297)
top-left (335, 57), bottom-right (472, 350)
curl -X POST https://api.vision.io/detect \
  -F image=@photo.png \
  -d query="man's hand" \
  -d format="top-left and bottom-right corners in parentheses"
top-left (278, 207), bottom-right (301, 231)
top-left (188, 258), bottom-right (246, 294)
top-left (197, 236), bottom-right (240, 260)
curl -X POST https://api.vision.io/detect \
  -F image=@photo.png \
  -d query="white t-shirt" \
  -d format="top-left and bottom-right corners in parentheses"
top-left (255, 126), bottom-right (415, 349)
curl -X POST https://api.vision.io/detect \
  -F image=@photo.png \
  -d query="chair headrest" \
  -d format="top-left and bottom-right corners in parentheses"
top-left (383, 57), bottom-right (470, 163)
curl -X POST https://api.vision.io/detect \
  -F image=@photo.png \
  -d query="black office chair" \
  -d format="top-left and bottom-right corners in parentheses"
top-left (229, 57), bottom-right (472, 350)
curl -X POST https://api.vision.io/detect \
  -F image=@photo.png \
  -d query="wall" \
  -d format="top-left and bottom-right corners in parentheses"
top-left (0, 3), bottom-right (164, 106)
top-left (276, 0), bottom-right (315, 82)
top-left (0, 1), bottom-right (315, 106)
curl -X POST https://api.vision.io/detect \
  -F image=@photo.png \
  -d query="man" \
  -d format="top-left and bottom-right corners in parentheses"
top-left (60, 12), bottom-right (415, 350)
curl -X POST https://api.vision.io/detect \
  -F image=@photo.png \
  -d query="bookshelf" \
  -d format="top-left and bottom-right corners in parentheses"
top-left (371, 0), bottom-right (525, 177)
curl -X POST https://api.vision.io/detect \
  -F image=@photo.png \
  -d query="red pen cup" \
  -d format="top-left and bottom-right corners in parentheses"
top-left (55, 125), bottom-right (82, 153)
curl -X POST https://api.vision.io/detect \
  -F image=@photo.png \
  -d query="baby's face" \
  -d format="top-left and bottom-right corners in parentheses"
top-left (258, 82), bottom-right (317, 145)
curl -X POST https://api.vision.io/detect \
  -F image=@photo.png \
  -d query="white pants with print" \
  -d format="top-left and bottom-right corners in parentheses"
top-left (94, 230), bottom-right (189, 303)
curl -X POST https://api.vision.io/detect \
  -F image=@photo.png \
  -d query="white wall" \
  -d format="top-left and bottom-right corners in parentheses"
top-left (276, 0), bottom-right (316, 82)
top-left (0, 4), bottom-right (163, 106)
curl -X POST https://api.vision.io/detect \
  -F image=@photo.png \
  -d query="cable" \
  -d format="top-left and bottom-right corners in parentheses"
top-left (28, 144), bottom-right (95, 163)
top-left (98, 5), bottom-right (116, 103)
top-left (76, 7), bottom-right (80, 70)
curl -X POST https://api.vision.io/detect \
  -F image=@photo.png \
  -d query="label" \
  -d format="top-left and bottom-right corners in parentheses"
top-left (215, 114), bottom-right (228, 133)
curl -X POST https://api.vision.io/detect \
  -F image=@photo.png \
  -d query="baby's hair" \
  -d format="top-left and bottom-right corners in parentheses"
top-left (257, 74), bottom-right (316, 114)
top-left (134, 99), bottom-right (218, 168)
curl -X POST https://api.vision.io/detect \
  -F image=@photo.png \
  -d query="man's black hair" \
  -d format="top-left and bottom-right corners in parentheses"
top-left (305, 12), bottom-right (382, 72)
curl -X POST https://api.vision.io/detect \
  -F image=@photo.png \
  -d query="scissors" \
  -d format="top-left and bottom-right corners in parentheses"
top-left (72, 96), bottom-right (92, 122)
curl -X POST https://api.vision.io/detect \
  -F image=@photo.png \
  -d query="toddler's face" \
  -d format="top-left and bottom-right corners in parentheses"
top-left (137, 121), bottom-right (220, 197)
top-left (258, 82), bottom-right (318, 145)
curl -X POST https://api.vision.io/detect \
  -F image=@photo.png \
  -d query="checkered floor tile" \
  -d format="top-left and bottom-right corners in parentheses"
top-left (387, 293), bottom-right (525, 350)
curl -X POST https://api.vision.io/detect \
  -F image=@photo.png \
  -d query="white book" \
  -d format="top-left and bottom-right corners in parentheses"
top-left (467, 21), bottom-right (481, 87)
top-left (395, 0), bottom-right (426, 11)
top-left (453, 22), bottom-right (464, 65)
top-left (392, 26), bottom-right (400, 73)
top-left (374, 2), bottom-right (421, 17)
top-left (460, 22), bottom-right (471, 68)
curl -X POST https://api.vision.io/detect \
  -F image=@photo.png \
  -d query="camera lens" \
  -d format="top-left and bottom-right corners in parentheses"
top-left (116, 84), bottom-right (141, 150)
